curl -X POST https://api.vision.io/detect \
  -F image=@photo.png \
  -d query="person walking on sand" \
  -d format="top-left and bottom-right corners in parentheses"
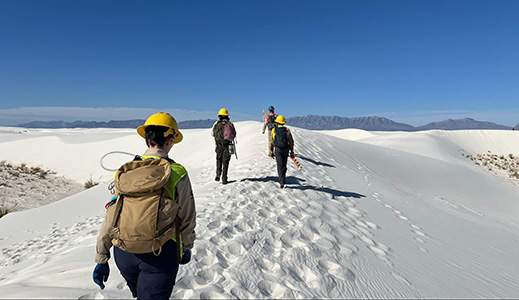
top-left (93, 112), bottom-right (196, 299)
top-left (262, 105), bottom-right (278, 157)
top-left (211, 108), bottom-right (237, 185)
top-left (270, 115), bottom-right (295, 188)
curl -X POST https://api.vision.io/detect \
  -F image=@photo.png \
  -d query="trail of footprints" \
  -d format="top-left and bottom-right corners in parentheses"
top-left (0, 216), bottom-right (103, 268)
top-left (372, 192), bottom-right (430, 253)
top-left (353, 159), bottom-right (432, 254)
top-left (171, 148), bottom-right (402, 299)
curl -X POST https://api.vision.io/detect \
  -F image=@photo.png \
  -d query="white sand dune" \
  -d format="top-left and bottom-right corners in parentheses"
top-left (1, 122), bottom-right (519, 298)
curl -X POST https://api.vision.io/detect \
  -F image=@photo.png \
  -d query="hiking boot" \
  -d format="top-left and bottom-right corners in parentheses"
top-left (222, 178), bottom-right (228, 185)
top-left (280, 183), bottom-right (284, 189)
top-left (215, 176), bottom-right (220, 182)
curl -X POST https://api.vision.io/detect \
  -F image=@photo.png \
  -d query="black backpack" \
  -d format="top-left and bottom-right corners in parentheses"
top-left (273, 126), bottom-right (289, 148)
top-left (267, 114), bottom-right (278, 130)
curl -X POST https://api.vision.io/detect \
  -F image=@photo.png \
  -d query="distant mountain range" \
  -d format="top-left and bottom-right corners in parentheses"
top-left (17, 116), bottom-right (514, 131)
top-left (285, 115), bottom-right (512, 131)
top-left (414, 118), bottom-right (511, 131)
top-left (17, 119), bottom-right (216, 129)
top-left (286, 115), bottom-right (415, 131)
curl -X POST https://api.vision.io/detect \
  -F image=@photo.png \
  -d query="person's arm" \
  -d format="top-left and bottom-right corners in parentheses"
top-left (176, 175), bottom-right (196, 250)
top-left (269, 128), bottom-right (275, 154)
top-left (95, 218), bottom-right (113, 264)
top-left (288, 129), bottom-right (295, 155)
top-left (262, 119), bottom-right (268, 134)
top-left (211, 122), bottom-right (216, 137)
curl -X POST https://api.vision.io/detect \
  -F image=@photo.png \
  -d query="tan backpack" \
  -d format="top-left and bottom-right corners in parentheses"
top-left (105, 158), bottom-right (180, 256)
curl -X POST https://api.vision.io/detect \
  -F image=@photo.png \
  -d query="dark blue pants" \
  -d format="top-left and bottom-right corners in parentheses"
top-left (114, 240), bottom-right (179, 300)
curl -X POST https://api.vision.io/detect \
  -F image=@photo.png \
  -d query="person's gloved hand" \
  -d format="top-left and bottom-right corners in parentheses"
top-left (93, 263), bottom-right (110, 290)
top-left (290, 151), bottom-right (295, 158)
top-left (262, 130), bottom-right (265, 134)
top-left (179, 249), bottom-right (191, 265)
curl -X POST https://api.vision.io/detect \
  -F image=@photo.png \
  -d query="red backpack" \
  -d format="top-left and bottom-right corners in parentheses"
top-left (223, 121), bottom-right (236, 141)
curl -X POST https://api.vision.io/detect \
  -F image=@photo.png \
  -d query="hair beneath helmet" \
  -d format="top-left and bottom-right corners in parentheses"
top-left (218, 115), bottom-right (230, 121)
top-left (145, 125), bottom-right (173, 148)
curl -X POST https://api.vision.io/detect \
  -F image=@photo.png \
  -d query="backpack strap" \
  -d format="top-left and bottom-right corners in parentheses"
top-left (166, 163), bottom-right (188, 201)
top-left (168, 163), bottom-right (187, 263)
top-left (139, 155), bottom-right (185, 200)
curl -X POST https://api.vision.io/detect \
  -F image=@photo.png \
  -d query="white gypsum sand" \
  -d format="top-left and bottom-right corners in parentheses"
top-left (0, 122), bottom-right (518, 298)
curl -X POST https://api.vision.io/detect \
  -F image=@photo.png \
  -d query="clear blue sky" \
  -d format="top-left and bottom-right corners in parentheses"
top-left (1, 0), bottom-right (518, 126)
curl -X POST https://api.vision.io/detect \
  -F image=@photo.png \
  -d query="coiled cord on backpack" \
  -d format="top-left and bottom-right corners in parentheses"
top-left (100, 151), bottom-right (136, 172)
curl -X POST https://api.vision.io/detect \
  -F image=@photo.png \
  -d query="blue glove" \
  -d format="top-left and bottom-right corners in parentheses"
top-left (179, 250), bottom-right (191, 265)
top-left (93, 263), bottom-right (110, 290)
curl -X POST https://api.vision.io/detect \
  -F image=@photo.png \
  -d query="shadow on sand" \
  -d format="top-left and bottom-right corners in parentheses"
top-left (291, 185), bottom-right (365, 199)
top-left (241, 176), bottom-right (306, 185)
top-left (240, 176), bottom-right (365, 199)
top-left (296, 155), bottom-right (336, 168)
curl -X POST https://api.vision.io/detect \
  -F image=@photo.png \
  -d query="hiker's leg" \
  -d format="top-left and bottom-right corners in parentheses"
top-left (280, 148), bottom-right (289, 185)
top-left (268, 131), bottom-right (273, 155)
top-left (222, 144), bottom-right (231, 182)
top-left (136, 240), bottom-right (179, 299)
top-left (275, 147), bottom-right (284, 184)
top-left (215, 144), bottom-right (223, 179)
top-left (114, 247), bottom-right (139, 298)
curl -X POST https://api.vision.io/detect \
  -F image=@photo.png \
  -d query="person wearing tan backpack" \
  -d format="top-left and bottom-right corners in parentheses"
top-left (93, 112), bottom-right (196, 299)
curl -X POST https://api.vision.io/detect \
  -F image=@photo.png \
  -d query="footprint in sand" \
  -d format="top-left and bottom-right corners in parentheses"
top-left (299, 227), bottom-right (317, 242)
top-left (277, 215), bottom-right (296, 226)
top-left (412, 229), bottom-right (426, 237)
top-left (317, 259), bottom-right (355, 283)
top-left (280, 232), bottom-right (307, 249)
top-left (196, 267), bottom-right (220, 285)
top-left (227, 241), bottom-right (245, 256)
top-left (234, 220), bottom-right (249, 232)
top-left (392, 272), bottom-right (411, 286)
top-left (265, 235), bottom-right (283, 248)
top-left (255, 257), bottom-right (281, 272)
top-left (195, 254), bottom-right (217, 268)
top-left (207, 220), bottom-right (221, 230)
top-left (287, 265), bottom-right (305, 282)
top-left (209, 233), bottom-right (225, 245)
top-left (262, 243), bottom-right (282, 258)
top-left (221, 226), bottom-right (236, 239)
top-left (258, 208), bottom-right (273, 218)
top-left (257, 279), bottom-right (286, 298)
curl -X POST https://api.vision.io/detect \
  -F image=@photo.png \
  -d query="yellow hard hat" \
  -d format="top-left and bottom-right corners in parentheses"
top-left (137, 112), bottom-right (183, 143)
top-left (275, 115), bottom-right (287, 125)
top-left (218, 108), bottom-right (229, 116)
